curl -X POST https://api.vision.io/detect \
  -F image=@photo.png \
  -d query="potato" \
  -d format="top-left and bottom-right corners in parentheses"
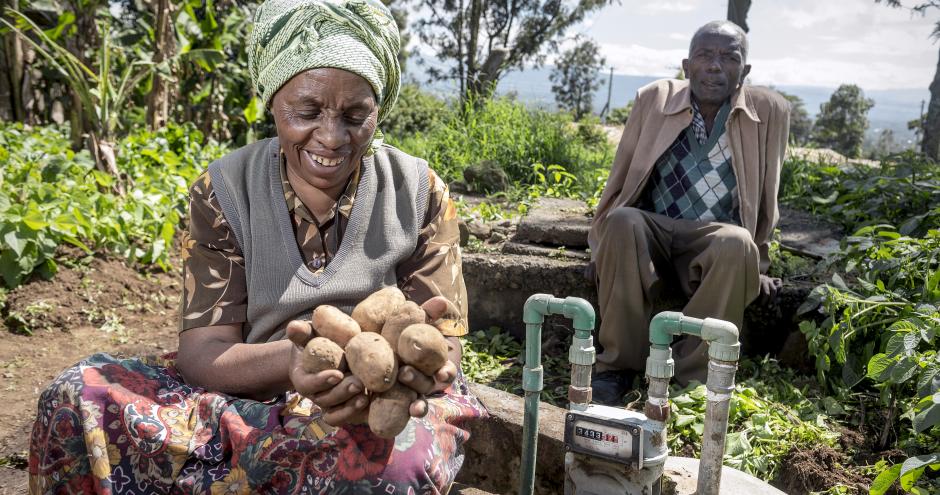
top-left (351, 286), bottom-right (406, 333)
top-left (368, 383), bottom-right (417, 438)
top-left (397, 324), bottom-right (449, 376)
top-left (301, 337), bottom-right (346, 373)
top-left (312, 305), bottom-right (361, 348)
top-left (381, 300), bottom-right (427, 349)
top-left (345, 332), bottom-right (398, 392)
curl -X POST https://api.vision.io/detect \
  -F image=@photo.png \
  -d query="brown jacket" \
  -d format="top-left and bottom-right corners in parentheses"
top-left (588, 79), bottom-right (790, 273)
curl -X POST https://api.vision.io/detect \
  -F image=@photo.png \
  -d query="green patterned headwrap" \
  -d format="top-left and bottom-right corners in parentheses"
top-left (248, 0), bottom-right (401, 125)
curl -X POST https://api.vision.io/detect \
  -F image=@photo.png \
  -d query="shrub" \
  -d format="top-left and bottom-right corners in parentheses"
top-left (781, 152), bottom-right (940, 237)
top-left (387, 95), bottom-right (613, 199)
top-left (380, 83), bottom-right (449, 140)
top-left (0, 122), bottom-right (226, 288)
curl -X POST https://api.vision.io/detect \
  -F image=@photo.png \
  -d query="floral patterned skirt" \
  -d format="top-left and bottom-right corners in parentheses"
top-left (28, 352), bottom-right (488, 494)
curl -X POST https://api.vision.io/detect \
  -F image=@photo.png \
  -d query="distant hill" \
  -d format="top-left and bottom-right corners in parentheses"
top-left (409, 64), bottom-right (928, 148)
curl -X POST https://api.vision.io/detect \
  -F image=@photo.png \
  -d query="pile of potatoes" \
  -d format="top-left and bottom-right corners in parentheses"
top-left (299, 287), bottom-right (450, 438)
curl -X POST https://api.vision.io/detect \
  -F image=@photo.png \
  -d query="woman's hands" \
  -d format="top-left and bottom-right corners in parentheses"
top-left (287, 320), bottom-right (369, 426)
top-left (286, 295), bottom-right (462, 426)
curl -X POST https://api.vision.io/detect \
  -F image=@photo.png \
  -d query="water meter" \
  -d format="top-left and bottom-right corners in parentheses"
top-left (563, 404), bottom-right (667, 495)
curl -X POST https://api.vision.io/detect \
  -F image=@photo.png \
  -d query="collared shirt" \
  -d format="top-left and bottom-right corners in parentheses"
top-left (180, 154), bottom-right (468, 336)
top-left (642, 100), bottom-right (740, 224)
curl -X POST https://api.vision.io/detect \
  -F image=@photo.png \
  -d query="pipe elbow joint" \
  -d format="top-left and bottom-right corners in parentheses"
top-left (701, 318), bottom-right (741, 362)
top-left (649, 311), bottom-right (682, 346)
top-left (562, 297), bottom-right (596, 334)
top-left (523, 294), bottom-right (552, 324)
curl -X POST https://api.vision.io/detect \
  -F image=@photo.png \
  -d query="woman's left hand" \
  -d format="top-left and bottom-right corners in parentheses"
top-left (397, 296), bottom-right (462, 417)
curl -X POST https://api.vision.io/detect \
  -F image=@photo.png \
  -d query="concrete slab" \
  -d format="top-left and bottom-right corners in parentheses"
top-left (501, 241), bottom-right (591, 261)
top-left (777, 205), bottom-right (843, 259)
top-left (450, 483), bottom-right (500, 495)
top-left (458, 383), bottom-right (568, 495)
top-left (463, 252), bottom-right (595, 337)
top-left (664, 457), bottom-right (787, 495)
top-left (513, 198), bottom-right (591, 248)
top-left (460, 384), bottom-right (785, 495)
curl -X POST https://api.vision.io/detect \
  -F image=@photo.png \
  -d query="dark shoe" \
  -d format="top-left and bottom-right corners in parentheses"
top-left (591, 370), bottom-right (634, 406)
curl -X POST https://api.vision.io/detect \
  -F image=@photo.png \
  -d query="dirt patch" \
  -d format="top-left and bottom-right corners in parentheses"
top-left (0, 251), bottom-right (182, 493)
top-left (776, 445), bottom-right (871, 494)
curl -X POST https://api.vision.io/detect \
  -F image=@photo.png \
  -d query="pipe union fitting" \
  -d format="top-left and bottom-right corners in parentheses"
top-left (568, 337), bottom-right (596, 365)
top-left (645, 346), bottom-right (675, 379)
top-left (708, 341), bottom-right (741, 362)
top-left (522, 366), bottom-right (544, 392)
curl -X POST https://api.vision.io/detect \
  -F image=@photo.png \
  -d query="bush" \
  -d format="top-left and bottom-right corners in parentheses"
top-left (387, 95), bottom-right (613, 199)
top-left (607, 100), bottom-right (633, 125)
top-left (781, 152), bottom-right (940, 237)
top-left (380, 83), bottom-right (449, 140)
top-left (0, 122), bottom-right (227, 288)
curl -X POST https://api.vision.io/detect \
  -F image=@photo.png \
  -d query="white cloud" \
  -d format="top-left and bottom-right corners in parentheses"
top-left (599, 43), bottom-right (688, 77)
top-left (641, 1), bottom-right (698, 14)
top-left (748, 56), bottom-right (932, 90)
top-left (668, 32), bottom-right (691, 41)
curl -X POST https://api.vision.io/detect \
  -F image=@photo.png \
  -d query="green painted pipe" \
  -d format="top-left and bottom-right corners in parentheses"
top-left (520, 294), bottom-right (595, 495)
top-left (648, 311), bottom-right (704, 346)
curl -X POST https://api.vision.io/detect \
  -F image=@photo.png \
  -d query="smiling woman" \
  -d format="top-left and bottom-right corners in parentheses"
top-left (26, 1), bottom-right (486, 494)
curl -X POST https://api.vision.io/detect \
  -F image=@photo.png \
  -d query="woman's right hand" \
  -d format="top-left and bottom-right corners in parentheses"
top-left (286, 320), bottom-right (369, 426)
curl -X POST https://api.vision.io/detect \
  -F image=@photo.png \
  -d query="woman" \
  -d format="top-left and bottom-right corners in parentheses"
top-left (27, 1), bottom-right (486, 493)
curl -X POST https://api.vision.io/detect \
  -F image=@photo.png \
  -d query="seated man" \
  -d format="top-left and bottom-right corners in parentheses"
top-left (586, 20), bottom-right (790, 404)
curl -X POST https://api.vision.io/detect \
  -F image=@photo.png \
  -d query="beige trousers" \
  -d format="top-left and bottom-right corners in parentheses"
top-left (594, 207), bottom-right (760, 384)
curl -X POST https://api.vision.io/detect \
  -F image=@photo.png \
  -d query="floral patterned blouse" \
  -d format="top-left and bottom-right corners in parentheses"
top-left (179, 153), bottom-right (468, 337)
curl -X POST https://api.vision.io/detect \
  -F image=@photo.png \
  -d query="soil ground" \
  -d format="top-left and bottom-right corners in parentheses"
top-left (0, 238), bottom-right (883, 494)
top-left (0, 252), bottom-right (181, 493)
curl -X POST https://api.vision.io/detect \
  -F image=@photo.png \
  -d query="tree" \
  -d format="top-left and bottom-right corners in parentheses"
top-left (550, 38), bottom-right (604, 120)
top-left (608, 100), bottom-right (634, 124)
top-left (812, 84), bottom-right (874, 158)
top-left (382, 0), bottom-right (410, 70)
top-left (412, 0), bottom-right (613, 99)
top-left (727, 0), bottom-right (752, 32)
top-left (871, 128), bottom-right (898, 157)
top-left (777, 90), bottom-right (813, 146)
top-left (146, 0), bottom-right (175, 130)
top-left (877, 1), bottom-right (940, 160)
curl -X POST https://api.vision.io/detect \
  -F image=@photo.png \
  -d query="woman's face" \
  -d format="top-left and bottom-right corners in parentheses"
top-left (270, 68), bottom-right (379, 197)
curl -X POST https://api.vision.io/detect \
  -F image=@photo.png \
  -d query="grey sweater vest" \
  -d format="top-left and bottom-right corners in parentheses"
top-left (208, 138), bottom-right (429, 343)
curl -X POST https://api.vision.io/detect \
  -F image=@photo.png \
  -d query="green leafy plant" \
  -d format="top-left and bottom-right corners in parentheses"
top-left (798, 225), bottom-right (939, 494)
top-left (781, 152), bottom-right (940, 237)
top-left (668, 358), bottom-right (841, 480)
top-left (0, 122), bottom-right (226, 289)
top-left (389, 95), bottom-right (613, 199)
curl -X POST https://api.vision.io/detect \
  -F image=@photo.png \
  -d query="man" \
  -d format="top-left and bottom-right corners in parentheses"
top-left (586, 20), bottom-right (790, 404)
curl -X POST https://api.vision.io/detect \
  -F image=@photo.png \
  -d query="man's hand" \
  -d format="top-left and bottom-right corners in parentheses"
top-left (757, 275), bottom-right (783, 308)
top-left (286, 320), bottom-right (369, 427)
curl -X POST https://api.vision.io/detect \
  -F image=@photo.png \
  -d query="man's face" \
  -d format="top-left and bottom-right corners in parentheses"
top-left (682, 31), bottom-right (751, 106)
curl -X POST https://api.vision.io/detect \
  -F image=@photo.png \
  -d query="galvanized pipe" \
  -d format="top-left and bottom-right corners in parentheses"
top-left (520, 294), bottom-right (595, 495)
top-left (697, 359), bottom-right (738, 495)
top-left (647, 312), bottom-right (741, 495)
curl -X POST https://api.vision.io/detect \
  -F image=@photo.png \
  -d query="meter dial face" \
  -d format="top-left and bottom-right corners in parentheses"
top-left (564, 412), bottom-right (644, 467)
top-left (569, 419), bottom-right (635, 459)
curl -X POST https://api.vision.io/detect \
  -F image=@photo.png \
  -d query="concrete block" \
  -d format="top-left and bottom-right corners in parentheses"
top-left (513, 198), bottom-right (591, 248)
top-left (463, 252), bottom-right (596, 337)
top-left (458, 384), bottom-right (785, 494)
top-left (777, 205), bottom-right (843, 259)
top-left (457, 383), bottom-right (568, 495)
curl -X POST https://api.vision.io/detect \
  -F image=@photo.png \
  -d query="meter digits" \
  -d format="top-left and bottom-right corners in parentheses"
top-left (564, 412), bottom-right (643, 468)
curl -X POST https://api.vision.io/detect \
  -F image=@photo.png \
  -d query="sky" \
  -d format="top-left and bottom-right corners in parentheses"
top-left (555, 0), bottom-right (937, 91)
